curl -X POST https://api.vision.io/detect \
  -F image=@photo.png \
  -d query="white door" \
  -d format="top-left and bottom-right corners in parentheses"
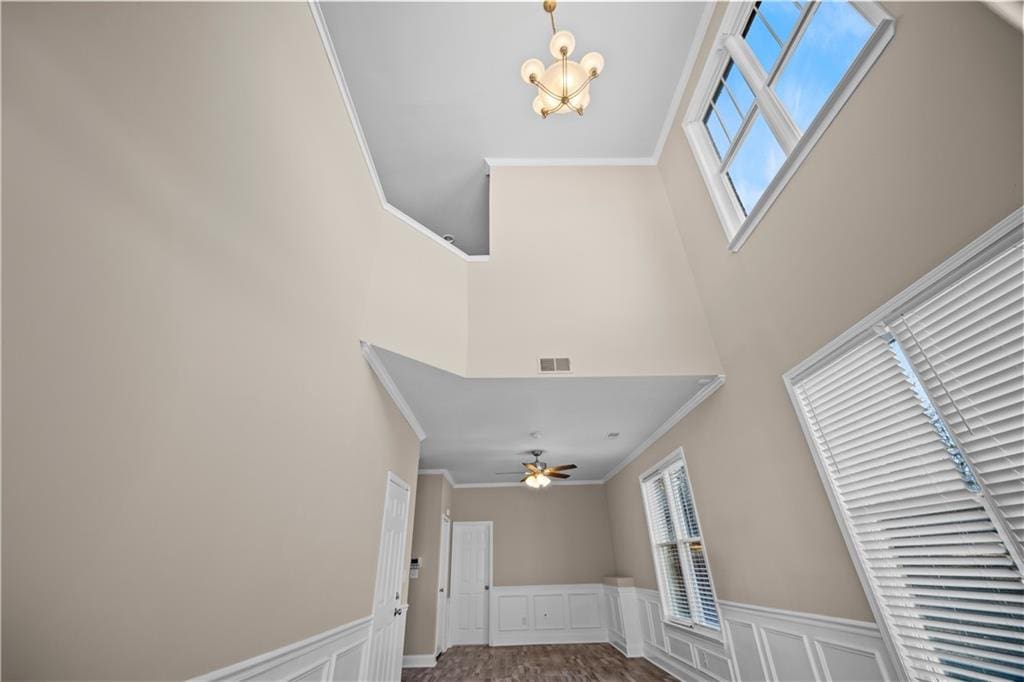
top-left (435, 515), bottom-right (451, 655)
top-left (449, 521), bottom-right (491, 645)
top-left (364, 473), bottom-right (411, 682)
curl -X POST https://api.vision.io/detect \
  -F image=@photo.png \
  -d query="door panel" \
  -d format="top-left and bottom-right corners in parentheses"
top-left (436, 516), bottom-right (451, 655)
top-left (449, 522), bottom-right (491, 645)
top-left (364, 473), bottom-right (410, 681)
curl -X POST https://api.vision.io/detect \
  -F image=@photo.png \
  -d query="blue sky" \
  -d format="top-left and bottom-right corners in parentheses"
top-left (706, 1), bottom-right (873, 214)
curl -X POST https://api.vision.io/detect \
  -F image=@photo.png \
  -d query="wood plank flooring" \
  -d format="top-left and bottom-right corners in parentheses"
top-left (400, 644), bottom-right (675, 681)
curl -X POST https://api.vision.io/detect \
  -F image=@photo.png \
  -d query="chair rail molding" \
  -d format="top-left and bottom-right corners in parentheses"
top-left (189, 616), bottom-right (372, 682)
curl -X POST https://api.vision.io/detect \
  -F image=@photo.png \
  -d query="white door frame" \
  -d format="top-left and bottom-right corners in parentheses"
top-left (435, 514), bottom-right (451, 656)
top-left (362, 470), bottom-right (411, 682)
top-left (449, 520), bottom-right (494, 647)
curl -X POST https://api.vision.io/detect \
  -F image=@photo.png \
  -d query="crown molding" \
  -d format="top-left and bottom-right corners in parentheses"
top-left (453, 480), bottom-right (605, 489)
top-left (650, 1), bottom-right (716, 162)
top-left (601, 374), bottom-right (725, 483)
top-left (308, 1), bottom-right (488, 263)
top-left (418, 468), bottom-right (456, 488)
top-left (360, 342), bottom-right (427, 441)
top-left (485, 157), bottom-right (655, 169)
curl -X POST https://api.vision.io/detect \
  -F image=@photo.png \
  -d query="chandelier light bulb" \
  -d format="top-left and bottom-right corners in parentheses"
top-left (580, 51), bottom-right (605, 77)
top-left (549, 29), bottom-right (576, 59)
top-left (538, 474), bottom-right (551, 487)
top-left (520, 1), bottom-right (603, 117)
top-left (526, 475), bottom-right (541, 488)
top-left (520, 58), bottom-right (545, 85)
top-left (532, 95), bottom-right (546, 116)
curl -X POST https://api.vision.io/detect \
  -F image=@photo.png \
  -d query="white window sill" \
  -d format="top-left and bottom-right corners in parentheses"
top-left (663, 617), bottom-right (726, 647)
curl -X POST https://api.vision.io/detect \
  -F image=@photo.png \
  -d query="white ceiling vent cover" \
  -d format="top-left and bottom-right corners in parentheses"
top-left (538, 357), bottom-right (572, 374)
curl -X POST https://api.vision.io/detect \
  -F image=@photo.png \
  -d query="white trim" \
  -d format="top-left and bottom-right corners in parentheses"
top-left (602, 374), bottom-right (725, 483)
top-left (651, 1), bottom-right (718, 163)
top-left (485, 157), bottom-right (654, 168)
top-left (189, 616), bottom-right (372, 682)
top-left (781, 206), bottom-right (1024, 682)
top-left (718, 601), bottom-right (880, 639)
top-left (307, 1), bottom-right (489, 263)
top-left (401, 655), bottom-right (436, 669)
top-left (682, 1), bottom-right (896, 252)
top-left (489, 584), bottom-right (609, 646)
top-left (418, 469), bottom-right (456, 488)
top-left (784, 206), bottom-right (1023, 383)
top-left (360, 342), bottom-right (426, 441)
top-left (452, 479), bottom-right (604, 489)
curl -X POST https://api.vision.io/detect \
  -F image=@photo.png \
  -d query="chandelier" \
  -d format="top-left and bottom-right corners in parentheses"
top-left (519, 0), bottom-right (605, 118)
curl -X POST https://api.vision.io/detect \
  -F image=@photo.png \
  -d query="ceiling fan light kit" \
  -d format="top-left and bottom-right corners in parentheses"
top-left (519, 450), bottom-right (578, 489)
top-left (520, 0), bottom-right (604, 118)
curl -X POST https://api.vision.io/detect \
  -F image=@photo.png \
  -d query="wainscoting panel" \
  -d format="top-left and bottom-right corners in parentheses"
top-left (191, 616), bottom-right (372, 682)
top-left (626, 590), bottom-right (897, 682)
top-left (490, 585), bottom-right (608, 646)
top-left (720, 601), bottom-right (896, 682)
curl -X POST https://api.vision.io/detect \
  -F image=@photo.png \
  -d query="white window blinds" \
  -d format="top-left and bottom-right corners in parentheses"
top-left (791, 236), bottom-right (1024, 681)
top-left (642, 453), bottom-right (721, 630)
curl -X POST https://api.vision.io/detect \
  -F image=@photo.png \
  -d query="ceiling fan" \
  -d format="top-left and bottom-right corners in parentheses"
top-left (498, 450), bottom-right (577, 488)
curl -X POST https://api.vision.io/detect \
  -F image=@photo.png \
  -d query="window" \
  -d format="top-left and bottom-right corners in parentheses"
top-left (684, 1), bottom-right (895, 251)
top-left (641, 450), bottom-right (721, 632)
top-left (786, 218), bottom-right (1024, 681)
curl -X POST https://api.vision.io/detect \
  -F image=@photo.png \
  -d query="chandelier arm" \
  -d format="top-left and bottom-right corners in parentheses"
top-left (566, 73), bottom-right (596, 101)
top-left (550, 11), bottom-right (556, 35)
top-left (533, 79), bottom-right (561, 101)
top-left (548, 101), bottom-right (566, 115)
top-left (562, 53), bottom-right (568, 96)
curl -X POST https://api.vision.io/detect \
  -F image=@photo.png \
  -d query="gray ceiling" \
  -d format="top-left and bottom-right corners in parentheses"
top-left (321, 2), bottom-right (709, 255)
top-left (374, 346), bottom-right (714, 484)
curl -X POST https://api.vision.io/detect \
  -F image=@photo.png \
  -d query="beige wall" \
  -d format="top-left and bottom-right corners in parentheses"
top-left (404, 474), bottom-right (453, 657)
top-left (469, 166), bottom-right (721, 378)
top-left (607, 1), bottom-right (1024, 621)
top-left (451, 485), bottom-right (616, 586)
top-left (2, 3), bottom-right (470, 679)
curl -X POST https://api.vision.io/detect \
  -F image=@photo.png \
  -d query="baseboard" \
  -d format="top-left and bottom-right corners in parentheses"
top-left (401, 654), bottom-right (436, 668)
top-left (645, 644), bottom-right (715, 682)
top-left (190, 616), bottom-right (372, 681)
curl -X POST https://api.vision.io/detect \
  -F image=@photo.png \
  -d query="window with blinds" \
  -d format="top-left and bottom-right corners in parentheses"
top-left (789, 231), bottom-right (1024, 681)
top-left (641, 451), bottom-right (721, 630)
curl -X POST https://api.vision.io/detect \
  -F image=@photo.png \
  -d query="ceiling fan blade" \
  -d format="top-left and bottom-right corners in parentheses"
top-left (547, 464), bottom-right (578, 472)
top-left (524, 463), bottom-right (540, 474)
top-left (547, 472), bottom-right (571, 479)
top-left (520, 475), bottom-right (530, 483)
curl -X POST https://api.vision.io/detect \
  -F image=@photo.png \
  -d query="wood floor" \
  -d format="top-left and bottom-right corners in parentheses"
top-left (400, 644), bottom-right (675, 681)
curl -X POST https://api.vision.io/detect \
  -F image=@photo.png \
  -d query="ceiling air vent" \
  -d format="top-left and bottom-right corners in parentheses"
top-left (538, 357), bottom-right (571, 374)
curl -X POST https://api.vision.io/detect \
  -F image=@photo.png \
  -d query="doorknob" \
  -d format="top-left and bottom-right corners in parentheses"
top-left (484, 585), bottom-right (490, 590)
top-left (439, 588), bottom-right (445, 593)
top-left (394, 607), bottom-right (403, 617)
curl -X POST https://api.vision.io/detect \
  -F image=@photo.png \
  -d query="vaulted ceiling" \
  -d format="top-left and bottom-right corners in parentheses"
top-left (320, 2), bottom-right (711, 255)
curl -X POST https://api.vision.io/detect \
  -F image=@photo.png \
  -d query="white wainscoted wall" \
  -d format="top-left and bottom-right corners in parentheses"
top-left (610, 586), bottom-right (897, 682)
top-left (489, 584), bottom-right (609, 646)
top-left (190, 615), bottom-right (382, 682)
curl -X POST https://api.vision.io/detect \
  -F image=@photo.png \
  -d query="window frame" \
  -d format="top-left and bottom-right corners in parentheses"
top-left (683, 0), bottom-right (895, 252)
top-left (639, 447), bottom-right (723, 641)
top-left (783, 208), bottom-right (1024, 682)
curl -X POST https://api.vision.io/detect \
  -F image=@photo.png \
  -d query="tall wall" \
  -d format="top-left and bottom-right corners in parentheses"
top-left (607, 1), bottom-right (1024, 621)
top-left (469, 166), bottom-right (721, 378)
top-left (2, 3), bottom-right (470, 679)
top-left (451, 484), bottom-right (617, 586)
top-left (404, 474), bottom-right (453, 657)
